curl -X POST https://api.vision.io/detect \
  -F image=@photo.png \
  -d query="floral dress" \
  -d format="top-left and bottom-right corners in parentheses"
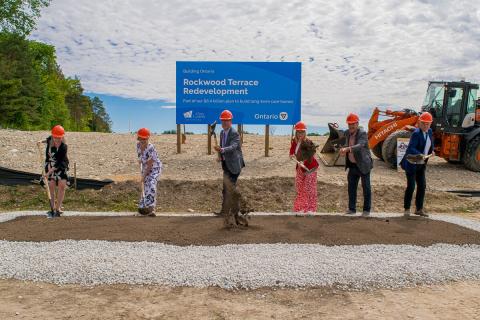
top-left (289, 139), bottom-right (319, 213)
top-left (137, 143), bottom-right (162, 210)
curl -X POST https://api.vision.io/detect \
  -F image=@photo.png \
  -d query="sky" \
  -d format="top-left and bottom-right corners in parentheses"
top-left (30, 0), bottom-right (480, 133)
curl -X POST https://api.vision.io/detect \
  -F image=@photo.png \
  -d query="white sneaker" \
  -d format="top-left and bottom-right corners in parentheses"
top-left (404, 209), bottom-right (410, 217)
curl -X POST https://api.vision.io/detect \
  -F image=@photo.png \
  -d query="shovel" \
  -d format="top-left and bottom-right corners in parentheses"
top-left (406, 153), bottom-right (434, 165)
top-left (210, 120), bottom-right (222, 160)
top-left (290, 157), bottom-right (317, 174)
top-left (140, 162), bottom-right (145, 199)
top-left (37, 143), bottom-right (54, 214)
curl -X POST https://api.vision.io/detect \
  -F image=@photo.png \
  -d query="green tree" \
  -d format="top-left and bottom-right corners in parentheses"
top-left (0, 33), bottom-right (112, 132)
top-left (0, 0), bottom-right (51, 36)
top-left (90, 96), bottom-right (112, 132)
top-left (64, 77), bottom-right (93, 131)
top-left (0, 32), bottom-right (42, 129)
top-left (0, 1), bottom-right (113, 132)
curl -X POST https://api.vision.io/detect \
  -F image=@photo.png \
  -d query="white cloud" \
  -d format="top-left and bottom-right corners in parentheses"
top-left (31, 0), bottom-right (480, 124)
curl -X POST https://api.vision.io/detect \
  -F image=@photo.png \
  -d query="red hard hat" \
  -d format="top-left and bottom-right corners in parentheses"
top-left (220, 110), bottom-right (233, 121)
top-left (137, 127), bottom-right (151, 139)
top-left (419, 112), bottom-right (433, 123)
top-left (51, 125), bottom-right (65, 138)
top-left (346, 113), bottom-right (360, 124)
top-left (294, 121), bottom-right (307, 131)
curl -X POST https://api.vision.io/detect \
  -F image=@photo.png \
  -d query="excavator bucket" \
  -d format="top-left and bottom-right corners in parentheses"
top-left (319, 123), bottom-right (346, 166)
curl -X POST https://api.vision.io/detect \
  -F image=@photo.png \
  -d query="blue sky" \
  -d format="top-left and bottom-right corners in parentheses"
top-left (31, 0), bottom-right (480, 133)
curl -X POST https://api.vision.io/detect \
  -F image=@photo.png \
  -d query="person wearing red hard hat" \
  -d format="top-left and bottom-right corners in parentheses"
top-left (289, 121), bottom-right (319, 215)
top-left (36, 125), bottom-right (69, 218)
top-left (400, 112), bottom-right (434, 217)
top-left (136, 127), bottom-right (162, 217)
top-left (339, 113), bottom-right (373, 216)
top-left (213, 109), bottom-right (245, 225)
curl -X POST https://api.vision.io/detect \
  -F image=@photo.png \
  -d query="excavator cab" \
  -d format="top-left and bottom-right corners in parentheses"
top-left (421, 81), bottom-right (480, 171)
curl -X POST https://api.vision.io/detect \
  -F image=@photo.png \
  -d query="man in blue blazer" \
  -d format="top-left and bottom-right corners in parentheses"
top-left (400, 112), bottom-right (434, 217)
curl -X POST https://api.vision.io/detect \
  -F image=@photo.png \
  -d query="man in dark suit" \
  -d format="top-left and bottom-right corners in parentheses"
top-left (214, 109), bottom-right (245, 221)
top-left (339, 113), bottom-right (373, 216)
top-left (400, 112), bottom-right (434, 217)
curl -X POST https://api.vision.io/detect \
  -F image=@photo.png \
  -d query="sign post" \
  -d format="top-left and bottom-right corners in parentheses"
top-left (176, 124), bottom-right (181, 154)
top-left (207, 124), bottom-right (212, 155)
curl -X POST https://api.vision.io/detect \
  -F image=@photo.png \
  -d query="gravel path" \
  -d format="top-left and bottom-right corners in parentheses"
top-left (1, 211), bottom-right (480, 290)
top-left (0, 241), bottom-right (479, 290)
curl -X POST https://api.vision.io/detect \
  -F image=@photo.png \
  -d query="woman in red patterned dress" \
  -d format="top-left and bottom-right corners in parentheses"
top-left (289, 121), bottom-right (319, 215)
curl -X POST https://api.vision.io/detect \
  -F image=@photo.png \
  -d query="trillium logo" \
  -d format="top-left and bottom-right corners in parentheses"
top-left (183, 110), bottom-right (193, 118)
top-left (279, 112), bottom-right (288, 120)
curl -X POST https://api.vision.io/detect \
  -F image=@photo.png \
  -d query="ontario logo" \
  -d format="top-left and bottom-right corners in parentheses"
top-left (183, 110), bottom-right (193, 118)
top-left (279, 112), bottom-right (288, 120)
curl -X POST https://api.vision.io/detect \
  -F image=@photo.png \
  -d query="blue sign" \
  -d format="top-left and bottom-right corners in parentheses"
top-left (176, 61), bottom-right (301, 124)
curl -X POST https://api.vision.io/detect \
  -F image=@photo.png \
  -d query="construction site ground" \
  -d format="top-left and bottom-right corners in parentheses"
top-left (1, 130), bottom-right (479, 319)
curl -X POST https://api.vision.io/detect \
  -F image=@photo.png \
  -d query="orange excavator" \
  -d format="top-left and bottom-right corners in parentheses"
top-left (367, 81), bottom-right (480, 172)
top-left (321, 81), bottom-right (480, 172)
top-left (367, 107), bottom-right (419, 166)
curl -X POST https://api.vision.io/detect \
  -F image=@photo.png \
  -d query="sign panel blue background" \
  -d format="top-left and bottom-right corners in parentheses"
top-left (176, 61), bottom-right (301, 124)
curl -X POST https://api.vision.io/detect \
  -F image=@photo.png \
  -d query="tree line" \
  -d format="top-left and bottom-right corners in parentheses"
top-left (0, 0), bottom-right (112, 132)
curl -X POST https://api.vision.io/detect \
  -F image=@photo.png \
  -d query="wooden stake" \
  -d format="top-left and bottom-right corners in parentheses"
top-left (74, 161), bottom-right (77, 190)
top-left (237, 124), bottom-right (243, 145)
top-left (176, 124), bottom-right (181, 154)
top-left (207, 124), bottom-right (212, 155)
top-left (265, 124), bottom-right (270, 157)
top-left (182, 124), bottom-right (186, 144)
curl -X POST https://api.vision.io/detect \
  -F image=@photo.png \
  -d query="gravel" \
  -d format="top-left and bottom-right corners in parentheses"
top-left (1, 211), bottom-right (480, 290)
top-left (0, 241), bottom-right (479, 290)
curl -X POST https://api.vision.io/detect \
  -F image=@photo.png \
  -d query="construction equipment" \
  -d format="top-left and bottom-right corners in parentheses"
top-left (367, 81), bottom-right (480, 172)
top-left (319, 123), bottom-right (346, 166)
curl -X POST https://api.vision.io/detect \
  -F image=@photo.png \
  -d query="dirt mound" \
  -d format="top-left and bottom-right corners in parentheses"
top-left (2, 215), bottom-right (480, 246)
top-left (1, 177), bottom-right (478, 213)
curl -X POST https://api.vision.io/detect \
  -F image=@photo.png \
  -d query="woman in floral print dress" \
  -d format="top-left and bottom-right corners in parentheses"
top-left (136, 127), bottom-right (162, 216)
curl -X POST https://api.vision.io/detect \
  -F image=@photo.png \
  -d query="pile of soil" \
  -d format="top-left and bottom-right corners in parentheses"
top-left (1, 177), bottom-right (478, 213)
top-left (2, 215), bottom-right (480, 246)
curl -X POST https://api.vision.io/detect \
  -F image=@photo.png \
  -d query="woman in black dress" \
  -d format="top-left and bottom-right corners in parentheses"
top-left (37, 125), bottom-right (69, 218)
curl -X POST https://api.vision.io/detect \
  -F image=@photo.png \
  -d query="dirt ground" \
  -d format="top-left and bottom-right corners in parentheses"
top-left (0, 279), bottom-right (479, 320)
top-left (1, 178), bottom-right (479, 214)
top-left (1, 129), bottom-right (479, 191)
top-left (2, 215), bottom-right (480, 246)
top-left (1, 130), bottom-right (480, 319)
top-left (1, 129), bottom-right (479, 214)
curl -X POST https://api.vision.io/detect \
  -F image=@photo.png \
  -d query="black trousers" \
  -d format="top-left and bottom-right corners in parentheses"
top-left (347, 165), bottom-right (372, 212)
top-left (404, 164), bottom-right (426, 210)
top-left (221, 161), bottom-right (240, 209)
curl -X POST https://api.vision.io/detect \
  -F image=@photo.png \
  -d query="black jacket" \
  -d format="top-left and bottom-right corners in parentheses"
top-left (45, 136), bottom-right (69, 171)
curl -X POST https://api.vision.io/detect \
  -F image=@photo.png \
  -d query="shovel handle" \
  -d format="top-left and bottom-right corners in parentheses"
top-left (290, 157), bottom-right (313, 173)
top-left (140, 162), bottom-right (145, 199)
top-left (37, 143), bottom-right (52, 203)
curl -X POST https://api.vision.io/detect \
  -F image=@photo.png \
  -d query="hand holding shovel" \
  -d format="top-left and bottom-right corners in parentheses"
top-left (406, 153), bottom-right (434, 164)
top-left (290, 157), bottom-right (317, 174)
